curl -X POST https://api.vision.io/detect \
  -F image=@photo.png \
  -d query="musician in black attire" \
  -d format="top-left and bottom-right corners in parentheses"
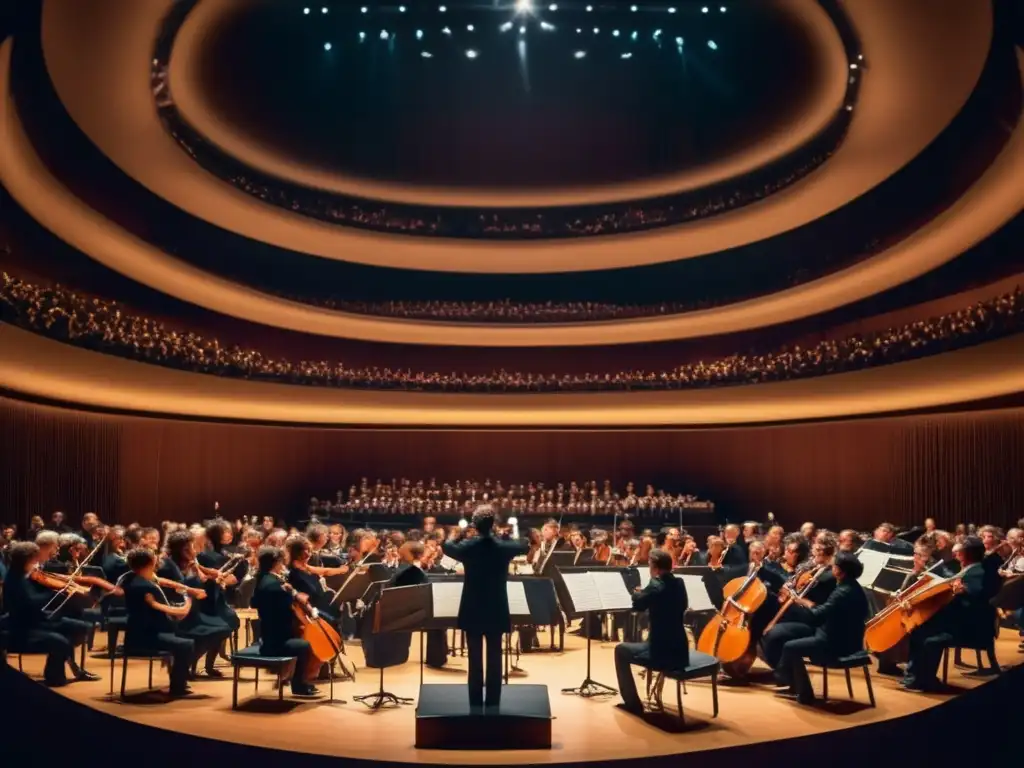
top-left (388, 541), bottom-right (447, 668)
top-left (2, 542), bottom-right (99, 686)
top-left (759, 537), bottom-right (837, 673)
top-left (250, 546), bottom-right (319, 697)
top-left (774, 552), bottom-right (868, 704)
top-left (614, 548), bottom-right (701, 715)
top-left (902, 536), bottom-right (998, 692)
top-left (159, 530), bottom-right (233, 678)
top-left (721, 524), bottom-right (750, 569)
top-left (121, 548), bottom-right (194, 697)
top-left (441, 505), bottom-right (529, 708)
top-left (196, 521), bottom-right (242, 635)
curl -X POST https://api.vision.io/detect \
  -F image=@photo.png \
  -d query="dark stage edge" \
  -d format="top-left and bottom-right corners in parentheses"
top-left (415, 683), bottom-right (553, 750)
top-left (0, 661), bottom-right (1020, 767)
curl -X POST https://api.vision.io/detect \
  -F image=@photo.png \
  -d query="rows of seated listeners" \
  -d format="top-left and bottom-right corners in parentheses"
top-left (305, 477), bottom-right (712, 519)
top-left (2, 503), bottom-right (1021, 700)
top-left (2, 271), bottom-right (1022, 392)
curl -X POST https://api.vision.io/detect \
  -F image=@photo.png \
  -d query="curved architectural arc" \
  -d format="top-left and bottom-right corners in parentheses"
top-left (169, 0), bottom-right (850, 208)
top-left (3, 38), bottom-right (1023, 347)
top-left (38, 0), bottom-right (994, 274)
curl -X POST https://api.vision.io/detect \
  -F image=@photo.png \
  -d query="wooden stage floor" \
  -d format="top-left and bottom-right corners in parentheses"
top-left (10, 632), bottom-right (1021, 765)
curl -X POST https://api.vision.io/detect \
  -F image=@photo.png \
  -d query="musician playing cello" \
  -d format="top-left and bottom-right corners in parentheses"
top-left (774, 552), bottom-right (868, 705)
top-left (901, 535), bottom-right (998, 692)
top-left (250, 546), bottom-right (320, 697)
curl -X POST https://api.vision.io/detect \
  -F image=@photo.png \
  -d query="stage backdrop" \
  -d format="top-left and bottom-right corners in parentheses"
top-left (1, 396), bottom-right (1023, 534)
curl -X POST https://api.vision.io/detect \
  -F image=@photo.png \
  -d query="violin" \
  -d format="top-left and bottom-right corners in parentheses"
top-left (31, 569), bottom-right (92, 596)
top-left (763, 562), bottom-right (829, 634)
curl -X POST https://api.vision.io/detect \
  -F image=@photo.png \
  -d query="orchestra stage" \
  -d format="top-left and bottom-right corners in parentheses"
top-left (4, 632), bottom-right (1020, 767)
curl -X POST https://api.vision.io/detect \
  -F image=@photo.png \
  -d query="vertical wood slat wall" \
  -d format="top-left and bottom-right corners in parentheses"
top-left (2, 396), bottom-right (1022, 533)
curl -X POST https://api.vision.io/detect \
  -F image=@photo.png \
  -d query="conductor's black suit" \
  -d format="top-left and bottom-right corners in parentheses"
top-left (442, 533), bottom-right (529, 707)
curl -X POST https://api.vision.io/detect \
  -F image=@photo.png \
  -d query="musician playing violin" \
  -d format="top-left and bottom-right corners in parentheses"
top-left (285, 536), bottom-right (347, 618)
top-left (775, 552), bottom-right (868, 705)
top-left (759, 537), bottom-right (837, 673)
top-left (901, 536), bottom-right (999, 692)
top-left (250, 546), bottom-right (320, 697)
top-left (3, 542), bottom-right (101, 686)
top-left (196, 520), bottom-right (243, 635)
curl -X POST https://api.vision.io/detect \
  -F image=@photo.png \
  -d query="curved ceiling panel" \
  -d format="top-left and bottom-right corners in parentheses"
top-left (39, 0), bottom-right (993, 273)
top-left (3, 39), bottom-right (1022, 347)
top-left (171, 0), bottom-right (849, 206)
top-left (3, 324), bottom-right (1024, 426)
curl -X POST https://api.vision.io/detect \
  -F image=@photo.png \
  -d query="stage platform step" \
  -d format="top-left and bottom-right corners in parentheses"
top-left (415, 683), bottom-right (552, 750)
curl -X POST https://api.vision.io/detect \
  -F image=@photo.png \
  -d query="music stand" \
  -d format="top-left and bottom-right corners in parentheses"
top-left (353, 584), bottom-right (424, 710)
top-left (557, 568), bottom-right (633, 697)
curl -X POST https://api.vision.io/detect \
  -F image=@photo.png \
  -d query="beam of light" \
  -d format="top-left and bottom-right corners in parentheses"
top-left (515, 0), bottom-right (533, 14)
top-left (517, 38), bottom-right (530, 93)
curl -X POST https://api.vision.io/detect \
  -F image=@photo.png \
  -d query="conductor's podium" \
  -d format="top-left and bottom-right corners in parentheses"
top-left (415, 684), bottom-right (552, 750)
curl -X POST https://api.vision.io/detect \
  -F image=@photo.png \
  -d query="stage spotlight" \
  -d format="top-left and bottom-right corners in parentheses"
top-left (576, 28), bottom-right (582, 33)
top-left (519, 25), bottom-right (526, 34)
top-left (630, 30), bottom-right (638, 40)
top-left (701, 6), bottom-right (709, 12)
top-left (849, 62), bottom-right (858, 69)
top-left (500, 21), bottom-right (513, 32)
top-left (586, 4), bottom-right (593, 11)
top-left (421, 51), bottom-right (433, 58)
top-left (442, 26), bottom-right (451, 34)
top-left (675, 36), bottom-right (683, 45)
top-left (399, 5), bottom-right (406, 12)
top-left (630, 4), bottom-right (637, 10)
top-left (323, 42), bottom-right (332, 50)
top-left (621, 52), bottom-right (632, 59)
top-left (593, 27), bottom-right (599, 34)
top-left (720, 6), bottom-right (727, 12)
top-left (515, 0), bottom-right (533, 14)
top-left (458, 518), bottom-right (469, 529)
top-left (416, 29), bottom-right (424, 39)
top-left (549, 3), bottom-right (558, 10)
top-left (707, 39), bottom-right (717, 49)
top-left (439, 4), bottom-right (447, 11)
top-left (360, 6), bottom-right (367, 12)
top-left (466, 49), bottom-right (478, 58)
top-left (653, 28), bottom-right (662, 38)
top-left (359, 31), bottom-right (366, 40)
top-left (321, 6), bottom-right (328, 13)
top-left (303, 8), bottom-right (310, 15)
top-left (540, 21), bottom-right (555, 31)
top-left (379, 29), bottom-right (388, 39)
top-left (612, 29), bottom-right (620, 37)
top-left (668, 7), bottom-right (676, 13)
top-left (574, 50), bottom-right (586, 59)
top-left (467, 24), bottom-right (475, 31)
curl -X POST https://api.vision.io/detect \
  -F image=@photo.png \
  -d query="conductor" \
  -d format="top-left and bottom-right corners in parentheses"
top-left (442, 505), bottom-right (529, 708)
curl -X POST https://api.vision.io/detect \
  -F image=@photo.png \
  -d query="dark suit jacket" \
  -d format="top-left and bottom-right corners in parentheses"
top-left (442, 534), bottom-right (529, 635)
top-left (806, 578), bottom-right (868, 657)
top-left (391, 563), bottom-right (428, 588)
top-left (632, 572), bottom-right (689, 666)
top-left (948, 563), bottom-right (998, 646)
top-left (722, 540), bottom-right (749, 568)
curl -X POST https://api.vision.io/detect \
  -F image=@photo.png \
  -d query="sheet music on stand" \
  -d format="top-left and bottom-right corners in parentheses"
top-left (679, 574), bottom-right (715, 612)
top-left (431, 581), bottom-right (463, 619)
top-left (856, 547), bottom-right (892, 589)
top-left (506, 580), bottom-right (530, 616)
top-left (560, 572), bottom-right (602, 613)
top-left (439, 555), bottom-right (460, 572)
top-left (560, 571), bottom-right (633, 614)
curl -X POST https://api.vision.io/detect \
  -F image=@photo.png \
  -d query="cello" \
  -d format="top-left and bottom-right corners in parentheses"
top-left (696, 561), bottom-right (768, 677)
top-left (864, 562), bottom-right (963, 653)
top-left (275, 573), bottom-right (348, 682)
top-left (762, 562), bottom-right (829, 634)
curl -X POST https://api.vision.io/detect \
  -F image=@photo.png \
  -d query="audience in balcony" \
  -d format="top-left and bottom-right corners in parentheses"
top-left (2, 272), bottom-right (1020, 393)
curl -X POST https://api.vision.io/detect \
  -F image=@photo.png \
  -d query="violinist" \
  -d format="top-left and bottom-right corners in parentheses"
top-left (121, 548), bottom-right (195, 697)
top-left (775, 552), bottom-right (868, 705)
top-left (759, 537), bottom-right (836, 673)
top-left (837, 529), bottom-right (863, 553)
top-left (100, 526), bottom-right (129, 584)
top-left (78, 512), bottom-right (101, 546)
top-left (3, 542), bottom-right (100, 686)
top-left (159, 530), bottom-right (232, 679)
top-left (676, 536), bottom-right (698, 567)
top-left (196, 520), bottom-right (243, 636)
top-left (250, 545), bottom-right (320, 697)
top-left (698, 536), bottom-right (727, 569)
top-left (902, 536), bottom-right (998, 692)
top-left (592, 530), bottom-right (611, 564)
top-left (285, 535), bottom-right (347, 619)
top-left (35, 531), bottom-right (60, 569)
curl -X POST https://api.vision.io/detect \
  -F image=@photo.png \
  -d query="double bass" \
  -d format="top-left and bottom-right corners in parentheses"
top-left (864, 562), bottom-right (963, 653)
top-left (696, 562), bottom-right (768, 677)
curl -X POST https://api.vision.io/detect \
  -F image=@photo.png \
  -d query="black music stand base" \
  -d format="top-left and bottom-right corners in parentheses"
top-left (560, 623), bottom-right (617, 698)
top-left (353, 667), bottom-right (413, 710)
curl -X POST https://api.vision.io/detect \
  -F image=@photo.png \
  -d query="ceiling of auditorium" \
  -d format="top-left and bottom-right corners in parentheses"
top-left (194, 1), bottom-right (825, 189)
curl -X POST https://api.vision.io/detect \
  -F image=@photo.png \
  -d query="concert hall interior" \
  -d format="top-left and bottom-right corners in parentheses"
top-left (1, 0), bottom-right (1023, 766)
